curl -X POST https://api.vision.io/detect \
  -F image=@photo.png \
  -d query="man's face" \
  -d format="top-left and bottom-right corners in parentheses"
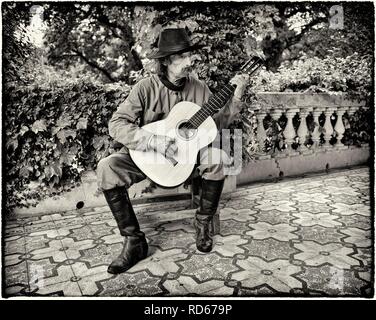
top-left (166, 52), bottom-right (194, 79)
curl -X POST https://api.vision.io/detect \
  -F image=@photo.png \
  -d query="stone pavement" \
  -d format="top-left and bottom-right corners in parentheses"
top-left (3, 167), bottom-right (373, 297)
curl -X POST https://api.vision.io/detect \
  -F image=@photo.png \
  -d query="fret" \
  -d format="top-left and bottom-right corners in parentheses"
top-left (200, 109), bottom-right (210, 119)
top-left (185, 57), bottom-right (263, 130)
top-left (199, 105), bottom-right (214, 117)
top-left (213, 95), bottom-right (226, 106)
top-left (195, 110), bottom-right (206, 121)
top-left (208, 98), bottom-right (222, 110)
top-left (192, 117), bottom-right (201, 125)
top-left (204, 101), bottom-right (216, 111)
top-left (200, 106), bottom-right (211, 116)
top-left (222, 85), bottom-right (235, 95)
top-left (217, 91), bottom-right (228, 101)
top-left (194, 116), bottom-right (205, 126)
top-left (194, 111), bottom-right (204, 120)
top-left (200, 111), bottom-right (210, 122)
top-left (204, 107), bottom-right (216, 116)
top-left (227, 83), bottom-right (236, 91)
top-left (188, 79), bottom-right (241, 127)
top-left (200, 111), bottom-right (211, 121)
top-left (193, 112), bottom-right (204, 123)
top-left (189, 117), bottom-right (199, 128)
top-left (198, 115), bottom-right (208, 125)
top-left (214, 87), bottom-right (230, 103)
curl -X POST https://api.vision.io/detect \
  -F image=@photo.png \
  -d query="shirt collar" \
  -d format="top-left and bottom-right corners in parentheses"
top-left (158, 73), bottom-right (187, 92)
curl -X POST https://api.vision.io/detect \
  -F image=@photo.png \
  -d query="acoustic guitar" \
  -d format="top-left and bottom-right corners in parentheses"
top-left (129, 56), bottom-right (264, 187)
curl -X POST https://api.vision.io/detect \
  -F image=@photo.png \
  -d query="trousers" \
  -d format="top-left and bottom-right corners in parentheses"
top-left (97, 147), bottom-right (230, 191)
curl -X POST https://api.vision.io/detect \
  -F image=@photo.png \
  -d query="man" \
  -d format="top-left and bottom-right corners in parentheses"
top-left (97, 28), bottom-right (249, 274)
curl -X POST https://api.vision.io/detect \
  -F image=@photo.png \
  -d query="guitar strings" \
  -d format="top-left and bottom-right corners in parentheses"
top-left (185, 59), bottom-right (262, 129)
top-left (192, 61), bottom-right (263, 126)
top-left (188, 84), bottom-right (236, 128)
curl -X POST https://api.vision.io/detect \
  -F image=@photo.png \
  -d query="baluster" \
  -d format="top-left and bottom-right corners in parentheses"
top-left (323, 107), bottom-right (335, 149)
top-left (297, 108), bottom-right (312, 154)
top-left (311, 108), bottom-right (324, 150)
top-left (256, 111), bottom-right (267, 153)
top-left (334, 107), bottom-right (347, 149)
top-left (271, 109), bottom-right (283, 154)
top-left (283, 108), bottom-right (299, 154)
top-left (345, 106), bottom-right (358, 148)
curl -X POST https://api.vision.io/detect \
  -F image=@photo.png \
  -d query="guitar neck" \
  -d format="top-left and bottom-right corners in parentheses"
top-left (188, 83), bottom-right (236, 129)
top-left (186, 56), bottom-right (264, 129)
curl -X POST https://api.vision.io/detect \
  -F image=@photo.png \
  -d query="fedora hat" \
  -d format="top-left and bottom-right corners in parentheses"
top-left (147, 28), bottom-right (204, 59)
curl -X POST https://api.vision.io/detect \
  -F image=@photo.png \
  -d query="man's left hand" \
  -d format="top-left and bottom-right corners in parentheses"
top-left (230, 74), bottom-right (250, 100)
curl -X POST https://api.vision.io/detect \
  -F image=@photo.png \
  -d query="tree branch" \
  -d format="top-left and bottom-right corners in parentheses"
top-left (287, 16), bottom-right (328, 46)
top-left (72, 49), bottom-right (115, 82)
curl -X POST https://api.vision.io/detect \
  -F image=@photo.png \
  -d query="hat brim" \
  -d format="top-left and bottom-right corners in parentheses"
top-left (146, 43), bottom-right (205, 59)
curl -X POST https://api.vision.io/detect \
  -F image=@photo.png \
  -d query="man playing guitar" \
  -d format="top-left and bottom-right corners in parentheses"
top-left (97, 28), bottom-right (249, 274)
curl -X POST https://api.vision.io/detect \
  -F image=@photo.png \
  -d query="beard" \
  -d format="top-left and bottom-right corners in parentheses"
top-left (179, 66), bottom-right (192, 78)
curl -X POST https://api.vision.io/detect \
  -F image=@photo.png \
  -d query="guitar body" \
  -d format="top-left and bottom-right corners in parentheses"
top-left (129, 56), bottom-right (264, 187)
top-left (129, 101), bottom-right (218, 187)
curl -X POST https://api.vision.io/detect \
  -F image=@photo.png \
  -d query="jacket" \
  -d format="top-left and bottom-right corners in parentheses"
top-left (109, 74), bottom-right (244, 151)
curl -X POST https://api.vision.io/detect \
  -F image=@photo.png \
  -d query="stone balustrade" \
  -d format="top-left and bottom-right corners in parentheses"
top-left (238, 92), bottom-right (370, 185)
top-left (254, 92), bottom-right (368, 156)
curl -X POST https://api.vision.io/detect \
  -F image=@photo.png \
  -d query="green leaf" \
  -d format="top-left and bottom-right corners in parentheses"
top-left (6, 138), bottom-right (18, 151)
top-left (93, 135), bottom-right (105, 150)
top-left (59, 150), bottom-right (76, 165)
top-left (20, 125), bottom-right (29, 136)
top-left (76, 117), bottom-right (88, 130)
top-left (44, 162), bottom-right (62, 180)
top-left (31, 120), bottom-right (47, 133)
top-left (51, 162), bottom-right (63, 178)
top-left (56, 129), bottom-right (77, 144)
top-left (19, 166), bottom-right (31, 178)
top-left (56, 118), bottom-right (72, 128)
top-left (26, 181), bottom-right (41, 190)
top-left (51, 126), bottom-right (61, 136)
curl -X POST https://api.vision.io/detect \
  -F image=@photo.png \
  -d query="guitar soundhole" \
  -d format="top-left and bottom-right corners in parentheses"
top-left (176, 121), bottom-right (197, 141)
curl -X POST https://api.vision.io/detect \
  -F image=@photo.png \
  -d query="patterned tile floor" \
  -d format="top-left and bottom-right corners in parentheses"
top-left (3, 167), bottom-right (373, 297)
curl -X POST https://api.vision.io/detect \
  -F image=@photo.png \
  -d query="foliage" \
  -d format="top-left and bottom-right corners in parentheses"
top-left (342, 106), bottom-right (373, 147)
top-left (38, 2), bottom-right (354, 83)
top-left (2, 2), bottom-right (36, 84)
top-left (4, 79), bottom-right (131, 213)
top-left (251, 53), bottom-right (372, 97)
top-left (42, 3), bottom-right (142, 83)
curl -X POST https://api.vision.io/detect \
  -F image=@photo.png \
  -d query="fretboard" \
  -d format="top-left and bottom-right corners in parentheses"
top-left (187, 83), bottom-right (236, 129)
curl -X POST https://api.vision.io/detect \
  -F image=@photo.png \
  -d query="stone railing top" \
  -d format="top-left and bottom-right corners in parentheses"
top-left (254, 92), bottom-right (366, 111)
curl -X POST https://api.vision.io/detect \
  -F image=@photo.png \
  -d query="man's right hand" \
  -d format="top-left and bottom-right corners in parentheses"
top-left (147, 134), bottom-right (178, 158)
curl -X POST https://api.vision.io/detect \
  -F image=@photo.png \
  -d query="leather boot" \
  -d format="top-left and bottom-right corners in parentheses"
top-left (195, 179), bottom-right (224, 253)
top-left (103, 186), bottom-right (148, 274)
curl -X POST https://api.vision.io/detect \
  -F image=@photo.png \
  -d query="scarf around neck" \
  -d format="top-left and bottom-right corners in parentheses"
top-left (158, 73), bottom-right (187, 91)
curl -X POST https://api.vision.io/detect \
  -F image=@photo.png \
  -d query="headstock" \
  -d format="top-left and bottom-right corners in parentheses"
top-left (240, 56), bottom-right (264, 75)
